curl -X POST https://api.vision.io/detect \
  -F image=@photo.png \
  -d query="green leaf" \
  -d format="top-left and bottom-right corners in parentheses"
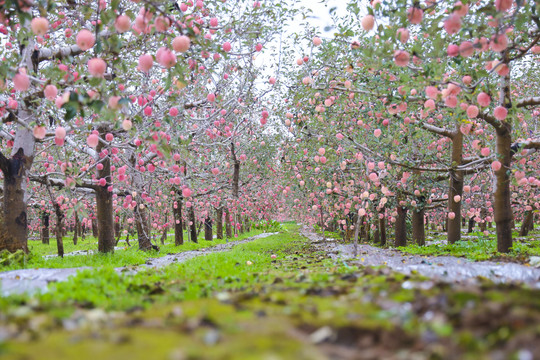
top-left (63, 104), bottom-right (77, 121)
top-left (88, 100), bottom-right (105, 113)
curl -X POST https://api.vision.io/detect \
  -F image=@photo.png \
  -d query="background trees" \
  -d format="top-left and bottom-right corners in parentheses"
top-left (276, 0), bottom-right (539, 252)
top-left (0, 0), bottom-right (538, 256)
top-left (0, 0), bottom-right (298, 253)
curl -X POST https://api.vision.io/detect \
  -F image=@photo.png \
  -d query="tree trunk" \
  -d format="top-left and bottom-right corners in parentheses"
top-left (78, 219), bottom-right (83, 238)
top-left (42, 212), bottom-right (50, 245)
top-left (493, 126), bottom-right (513, 252)
top-left (352, 214), bottom-right (361, 256)
top-left (395, 206), bottom-right (408, 247)
top-left (54, 203), bottom-right (64, 258)
top-left (448, 131), bottom-right (464, 244)
top-left (216, 207), bottom-right (223, 240)
top-left (379, 212), bottom-right (386, 246)
top-left (160, 212), bottom-right (168, 245)
top-left (160, 227), bottom-right (167, 245)
top-left (173, 196), bottom-right (184, 246)
top-left (479, 218), bottom-right (487, 232)
top-left (0, 105), bottom-right (36, 254)
top-left (73, 213), bottom-right (78, 245)
top-left (232, 149), bottom-right (240, 199)
top-left (520, 211), bottom-right (534, 237)
top-left (320, 206), bottom-right (325, 241)
top-left (1, 147), bottom-right (34, 253)
top-left (230, 143), bottom-right (241, 239)
top-left (114, 221), bottom-right (121, 241)
top-left (91, 217), bottom-right (98, 238)
top-left (467, 218), bottom-right (475, 233)
top-left (365, 220), bottom-right (370, 242)
top-left (412, 207), bottom-right (425, 246)
top-left (204, 217), bottom-right (213, 241)
top-left (135, 206), bottom-right (153, 251)
top-left (189, 206), bottom-right (197, 243)
top-left (96, 128), bottom-right (115, 253)
top-left (225, 208), bottom-right (232, 238)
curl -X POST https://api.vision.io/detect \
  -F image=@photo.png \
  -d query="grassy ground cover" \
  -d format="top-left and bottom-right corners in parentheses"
top-left (0, 223), bottom-right (281, 271)
top-left (397, 229), bottom-right (540, 262)
top-left (0, 224), bottom-right (539, 359)
top-left (313, 224), bottom-right (540, 262)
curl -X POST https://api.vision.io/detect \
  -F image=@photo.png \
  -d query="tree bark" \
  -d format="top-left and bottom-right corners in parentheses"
top-left (352, 214), bottom-right (361, 256)
top-left (225, 208), bottom-right (232, 238)
top-left (1, 146), bottom-right (34, 252)
top-left (73, 213), bottom-right (78, 245)
top-left (237, 214), bottom-right (244, 234)
top-left (173, 196), bottom-right (183, 246)
top-left (395, 206), bottom-right (408, 247)
top-left (204, 217), bottom-right (213, 241)
top-left (160, 227), bottom-right (167, 245)
top-left (494, 125), bottom-right (513, 252)
top-left (216, 207), bottom-right (223, 240)
top-left (96, 127), bottom-right (115, 253)
top-left (520, 211), bottom-right (534, 237)
top-left (448, 130), bottom-right (464, 244)
top-left (363, 216), bottom-right (369, 242)
top-left (114, 221), bottom-right (121, 241)
top-left (189, 206), bottom-right (197, 243)
top-left (91, 217), bottom-right (98, 238)
top-left (379, 212), bottom-right (386, 246)
top-left (41, 212), bottom-right (50, 245)
top-left (412, 207), bottom-right (425, 246)
top-left (53, 203), bottom-right (64, 258)
top-left (232, 147), bottom-right (240, 199)
top-left (467, 218), bottom-right (475, 233)
top-left (134, 205), bottom-right (153, 251)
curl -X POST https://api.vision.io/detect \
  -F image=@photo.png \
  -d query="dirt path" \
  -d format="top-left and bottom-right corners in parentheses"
top-left (0, 232), bottom-right (278, 296)
top-left (301, 227), bottom-right (540, 287)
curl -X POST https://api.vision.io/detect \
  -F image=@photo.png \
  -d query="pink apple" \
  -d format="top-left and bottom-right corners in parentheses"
top-left (31, 17), bottom-right (49, 36)
top-left (87, 58), bottom-right (106, 77)
top-left (76, 29), bottom-right (95, 51)
top-left (114, 15), bottom-right (131, 33)
top-left (172, 36), bottom-right (190, 52)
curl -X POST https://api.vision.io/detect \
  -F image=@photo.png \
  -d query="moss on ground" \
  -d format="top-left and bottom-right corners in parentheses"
top-left (1, 223), bottom-right (540, 359)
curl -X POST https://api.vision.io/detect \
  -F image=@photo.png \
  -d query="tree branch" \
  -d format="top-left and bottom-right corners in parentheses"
top-left (476, 111), bottom-right (503, 131)
top-left (30, 174), bottom-right (98, 191)
top-left (516, 96), bottom-right (540, 108)
top-left (38, 31), bottom-right (110, 63)
top-left (0, 151), bottom-right (9, 175)
top-left (420, 122), bottom-right (456, 139)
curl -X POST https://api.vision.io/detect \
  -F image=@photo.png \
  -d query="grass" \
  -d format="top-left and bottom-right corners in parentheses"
top-left (397, 229), bottom-right (540, 261)
top-left (1, 223), bottom-right (540, 359)
top-left (10, 224), bottom-right (302, 311)
top-left (311, 223), bottom-right (540, 262)
top-left (0, 223), bottom-right (283, 271)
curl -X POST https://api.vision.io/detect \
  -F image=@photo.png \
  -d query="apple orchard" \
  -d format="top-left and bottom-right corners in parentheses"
top-left (0, 0), bottom-right (539, 256)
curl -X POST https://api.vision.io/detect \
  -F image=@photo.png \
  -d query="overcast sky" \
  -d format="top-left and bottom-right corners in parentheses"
top-left (254, 0), bottom-right (349, 81)
top-left (297, 0), bottom-right (346, 34)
